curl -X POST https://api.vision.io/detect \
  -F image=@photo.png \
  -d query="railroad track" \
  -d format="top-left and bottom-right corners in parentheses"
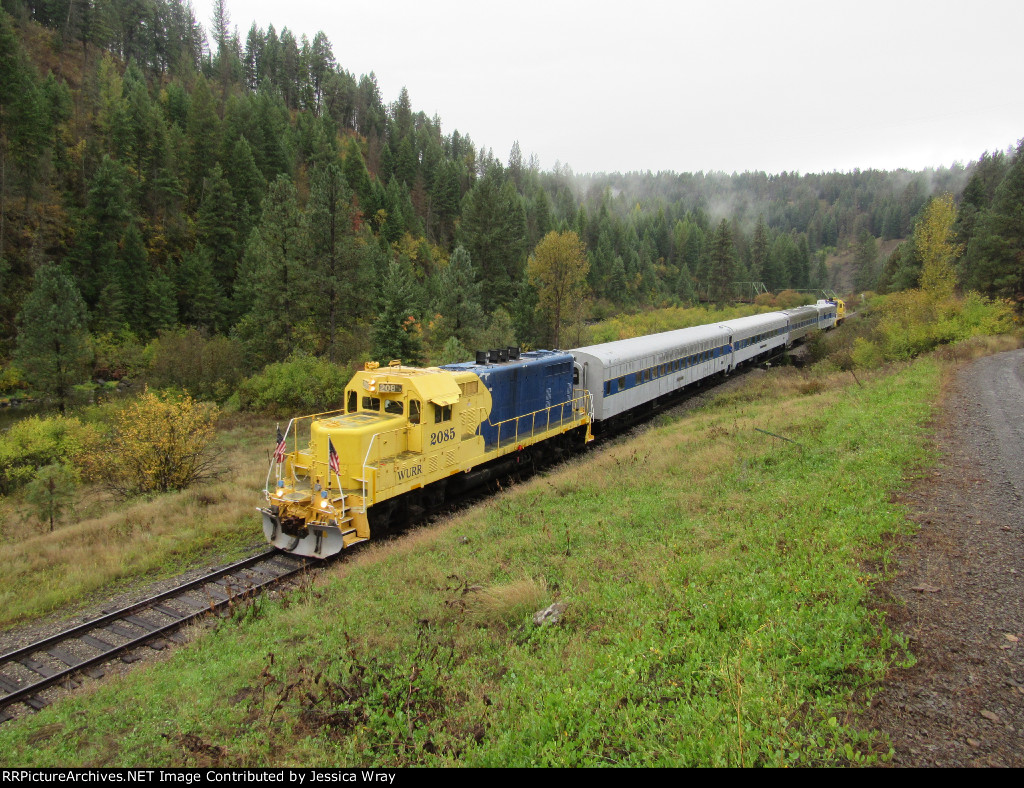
top-left (0, 549), bottom-right (311, 722)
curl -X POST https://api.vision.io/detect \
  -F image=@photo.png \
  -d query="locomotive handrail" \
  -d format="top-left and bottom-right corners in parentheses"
top-left (264, 409), bottom-right (349, 498)
top-left (484, 392), bottom-right (591, 449)
top-left (264, 417), bottom-right (295, 498)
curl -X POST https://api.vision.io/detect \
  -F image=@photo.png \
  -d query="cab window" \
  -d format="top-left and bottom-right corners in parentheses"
top-left (434, 403), bottom-right (452, 423)
top-left (384, 399), bottom-right (403, 415)
top-left (409, 400), bottom-right (421, 425)
top-left (347, 391), bottom-right (357, 413)
top-left (362, 396), bottom-right (380, 411)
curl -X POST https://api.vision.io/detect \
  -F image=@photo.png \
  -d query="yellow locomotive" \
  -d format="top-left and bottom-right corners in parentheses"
top-left (261, 350), bottom-right (592, 557)
top-left (829, 297), bottom-right (847, 325)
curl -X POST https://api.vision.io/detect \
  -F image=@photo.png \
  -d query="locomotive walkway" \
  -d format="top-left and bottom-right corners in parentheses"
top-left (862, 348), bottom-right (1024, 766)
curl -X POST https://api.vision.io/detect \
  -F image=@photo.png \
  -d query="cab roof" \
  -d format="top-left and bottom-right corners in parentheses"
top-left (352, 365), bottom-right (462, 407)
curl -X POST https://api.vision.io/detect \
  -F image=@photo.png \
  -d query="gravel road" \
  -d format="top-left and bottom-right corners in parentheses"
top-left (864, 349), bottom-right (1024, 767)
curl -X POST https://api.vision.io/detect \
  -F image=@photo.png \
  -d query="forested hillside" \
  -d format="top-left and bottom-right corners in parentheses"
top-left (0, 0), bottom-right (1020, 409)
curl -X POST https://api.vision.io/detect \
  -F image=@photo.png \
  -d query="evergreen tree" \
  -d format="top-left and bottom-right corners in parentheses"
top-left (479, 306), bottom-right (517, 350)
top-left (458, 170), bottom-right (527, 310)
top-left (234, 177), bottom-right (309, 363)
top-left (342, 136), bottom-right (373, 214)
top-left (224, 136), bottom-right (266, 243)
top-left (372, 258), bottom-right (423, 364)
top-left (438, 335), bottom-right (470, 365)
top-left (177, 244), bottom-right (225, 331)
top-left (196, 164), bottom-right (239, 295)
top-left (765, 234), bottom-right (793, 292)
top-left (305, 161), bottom-right (366, 360)
top-left (145, 267), bottom-right (178, 334)
top-left (72, 154), bottom-right (135, 307)
top-left (0, 12), bottom-right (48, 214)
top-left (24, 463), bottom-right (78, 533)
top-left (428, 159), bottom-right (461, 245)
top-left (675, 261), bottom-right (697, 304)
top-left (853, 230), bottom-right (879, 292)
top-left (750, 215), bottom-right (769, 284)
top-left (118, 220), bottom-right (151, 332)
top-left (811, 250), bottom-right (829, 290)
top-left (507, 140), bottom-right (523, 191)
top-left (15, 264), bottom-right (90, 414)
top-left (434, 245), bottom-right (484, 347)
top-left (185, 75), bottom-right (220, 202)
top-left (708, 219), bottom-right (736, 305)
top-left (964, 144), bottom-right (1024, 304)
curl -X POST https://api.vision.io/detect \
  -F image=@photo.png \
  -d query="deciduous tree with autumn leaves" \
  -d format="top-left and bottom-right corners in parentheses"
top-left (527, 231), bottom-right (590, 348)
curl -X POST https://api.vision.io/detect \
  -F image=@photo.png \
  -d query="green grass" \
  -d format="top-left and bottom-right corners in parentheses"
top-left (0, 358), bottom-right (941, 767)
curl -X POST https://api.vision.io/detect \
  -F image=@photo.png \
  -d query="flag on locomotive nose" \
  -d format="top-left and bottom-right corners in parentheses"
top-left (274, 427), bottom-right (286, 464)
top-left (328, 437), bottom-right (340, 475)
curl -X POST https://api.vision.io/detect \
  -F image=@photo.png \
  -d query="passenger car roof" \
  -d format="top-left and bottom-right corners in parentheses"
top-left (571, 324), bottom-right (731, 365)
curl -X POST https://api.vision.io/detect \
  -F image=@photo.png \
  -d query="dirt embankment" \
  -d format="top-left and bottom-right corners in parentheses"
top-left (865, 349), bottom-right (1024, 767)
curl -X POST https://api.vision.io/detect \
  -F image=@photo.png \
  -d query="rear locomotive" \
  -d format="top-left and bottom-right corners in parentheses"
top-left (261, 351), bottom-right (593, 558)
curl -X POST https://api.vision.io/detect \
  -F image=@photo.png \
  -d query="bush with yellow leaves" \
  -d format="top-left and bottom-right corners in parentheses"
top-left (84, 390), bottom-right (220, 498)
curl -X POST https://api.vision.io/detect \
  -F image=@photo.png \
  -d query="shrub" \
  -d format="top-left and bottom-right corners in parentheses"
top-left (235, 356), bottom-right (352, 416)
top-left (874, 290), bottom-right (1017, 361)
top-left (147, 328), bottom-right (247, 402)
top-left (23, 463), bottom-right (79, 532)
top-left (773, 289), bottom-right (811, 309)
top-left (82, 390), bottom-right (220, 497)
top-left (0, 364), bottom-right (28, 396)
top-left (0, 415), bottom-right (99, 494)
top-left (850, 338), bottom-right (884, 369)
top-left (91, 329), bottom-right (147, 382)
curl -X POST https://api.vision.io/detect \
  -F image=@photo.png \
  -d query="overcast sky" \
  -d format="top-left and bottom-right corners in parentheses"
top-left (191, 0), bottom-right (1024, 176)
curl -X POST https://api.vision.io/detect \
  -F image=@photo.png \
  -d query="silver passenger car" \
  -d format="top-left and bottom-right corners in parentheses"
top-left (717, 312), bottom-right (788, 369)
top-left (571, 324), bottom-right (732, 422)
top-left (781, 306), bottom-right (820, 346)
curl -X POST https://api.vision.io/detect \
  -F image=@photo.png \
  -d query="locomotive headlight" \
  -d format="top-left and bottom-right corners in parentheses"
top-left (320, 499), bottom-right (330, 509)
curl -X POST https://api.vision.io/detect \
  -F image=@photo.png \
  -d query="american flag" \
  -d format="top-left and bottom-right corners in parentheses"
top-left (328, 437), bottom-right (340, 475)
top-left (274, 427), bottom-right (286, 464)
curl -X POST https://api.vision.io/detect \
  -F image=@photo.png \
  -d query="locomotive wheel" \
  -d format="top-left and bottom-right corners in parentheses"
top-left (368, 500), bottom-right (397, 539)
top-left (425, 483), bottom-right (446, 509)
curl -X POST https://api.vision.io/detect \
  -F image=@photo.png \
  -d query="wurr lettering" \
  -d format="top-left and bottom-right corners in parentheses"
top-left (397, 466), bottom-right (422, 481)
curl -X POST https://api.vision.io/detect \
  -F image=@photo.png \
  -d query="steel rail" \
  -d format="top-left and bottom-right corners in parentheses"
top-left (0, 549), bottom-right (310, 717)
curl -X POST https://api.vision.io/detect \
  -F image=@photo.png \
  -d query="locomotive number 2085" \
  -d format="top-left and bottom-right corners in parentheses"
top-left (430, 427), bottom-right (456, 446)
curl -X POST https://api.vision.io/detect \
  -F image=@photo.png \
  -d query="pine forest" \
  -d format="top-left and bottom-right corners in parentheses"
top-left (0, 0), bottom-right (1022, 411)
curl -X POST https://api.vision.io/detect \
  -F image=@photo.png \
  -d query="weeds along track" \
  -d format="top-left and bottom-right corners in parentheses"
top-left (0, 550), bottom-right (313, 722)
